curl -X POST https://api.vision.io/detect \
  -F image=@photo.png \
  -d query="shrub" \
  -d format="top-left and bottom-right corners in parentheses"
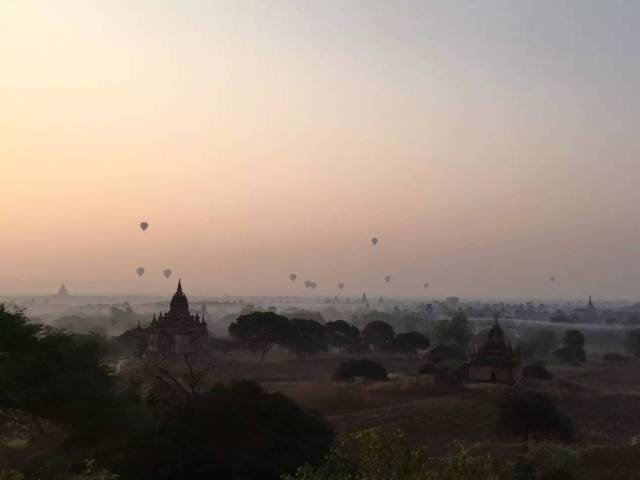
top-left (333, 360), bottom-right (388, 383)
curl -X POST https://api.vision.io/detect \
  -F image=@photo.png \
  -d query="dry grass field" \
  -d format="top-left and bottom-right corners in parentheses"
top-left (204, 352), bottom-right (640, 479)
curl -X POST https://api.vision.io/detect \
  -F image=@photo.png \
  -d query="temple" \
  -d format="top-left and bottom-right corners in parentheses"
top-left (468, 316), bottom-right (521, 384)
top-left (138, 280), bottom-right (208, 358)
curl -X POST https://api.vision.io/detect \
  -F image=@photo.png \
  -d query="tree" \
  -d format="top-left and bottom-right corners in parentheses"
top-left (286, 319), bottom-right (329, 357)
top-left (325, 320), bottom-right (360, 354)
top-left (228, 311), bottom-right (291, 358)
top-left (122, 381), bottom-right (334, 480)
top-left (625, 329), bottom-right (640, 357)
top-left (433, 312), bottom-right (472, 351)
top-left (333, 360), bottom-right (388, 383)
top-left (553, 330), bottom-right (586, 364)
top-left (362, 321), bottom-right (395, 350)
top-left (0, 305), bottom-right (121, 437)
top-left (392, 332), bottom-right (430, 355)
top-left (497, 390), bottom-right (575, 443)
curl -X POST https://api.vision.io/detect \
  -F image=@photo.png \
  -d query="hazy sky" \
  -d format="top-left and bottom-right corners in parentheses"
top-left (2, 1), bottom-right (640, 298)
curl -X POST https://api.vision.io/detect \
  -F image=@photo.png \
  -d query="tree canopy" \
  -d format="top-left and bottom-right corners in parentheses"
top-left (433, 312), bottom-right (472, 351)
top-left (392, 331), bottom-right (430, 354)
top-left (122, 380), bottom-right (334, 480)
top-left (553, 330), bottom-right (586, 364)
top-left (325, 320), bottom-right (360, 353)
top-left (362, 321), bottom-right (395, 350)
top-left (0, 305), bottom-right (121, 436)
top-left (228, 311), bottom-right (291, 357)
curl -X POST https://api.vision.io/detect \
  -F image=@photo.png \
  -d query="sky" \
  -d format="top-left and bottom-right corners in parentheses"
top-left (1, 0), bottom-right (640, 299)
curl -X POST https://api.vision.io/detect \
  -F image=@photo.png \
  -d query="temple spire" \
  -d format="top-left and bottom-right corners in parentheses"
top-left (177, 279), bottom-right (183, 295)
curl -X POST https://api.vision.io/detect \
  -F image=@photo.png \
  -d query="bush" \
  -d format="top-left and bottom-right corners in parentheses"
top-left (333, 360), bottom-right (388, 383)
top-left (286, 427), bottom-right (513, 480)
top-left (121, 380), bottom-right (334, 480)
top-left (497, 390), bottom-right (575, 443)
top-left (515, 442), bottom-right (581, 480)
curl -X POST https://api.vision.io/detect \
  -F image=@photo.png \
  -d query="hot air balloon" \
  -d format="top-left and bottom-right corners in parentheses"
top-left (338, 282), bottom-right (344, 290)
top-left (550, 276), bottom-right (556, 282)
top-left (136, 267), bottom-right (145, 277)
top-left (385, 275), bottom-right (391, 283)
top-left (304, 280), bottom-right (312, 289)
top-left (424, 282), bottom-right (430, 290)
top-left (140, 222), bottom-right (149, 232)
top-left (289, 274), bottom-right (297, 282)
top-left (371, 237), bottom-right (378, 246)
top-left (163, 269), bottom-right (172, 279)
top-left (310, 282), bottom-right (317, 290)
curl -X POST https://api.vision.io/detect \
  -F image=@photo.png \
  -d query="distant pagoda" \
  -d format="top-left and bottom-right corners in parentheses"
top-left (137, 280), bottom-right (208, 358)
top-left (57, 283), bottom-right (70, 297)
top-left (468, 316), bottom-right (521, 384)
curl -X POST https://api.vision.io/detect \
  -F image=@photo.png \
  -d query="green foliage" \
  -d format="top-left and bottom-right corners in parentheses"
top-left (0, 471), bottom-right (24, 480)
top-left (514, 443), bottom-right (581, 480)
top-left (422, 442), bottom-right (513, 480)
top-left (69, 460), bottom-right (119, 480)
top-left (433, 313), bottom-right (472, 351)
top-left (553, 330), bottom-right (586, 364)
top-left (497, 391), bottom-right (575, 443)
top-left (392, 332), bottom-right (430, 355)
top-left (286, 428), bottom-right (513, 480)
top-left (0, 305), bottom-right (120, 436)
top-left (625, 329), bottom-right (640, 356)
top-left (333, 360), bottom-right (388, 383)
top-left (362, 321), bottom-right (395, 350)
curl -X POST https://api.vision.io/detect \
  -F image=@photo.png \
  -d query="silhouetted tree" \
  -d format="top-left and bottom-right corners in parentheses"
top-left (0, 305), bottom-right (121, 437)
top-left (228, 311), bottom-right (291, 358)
top-left (392, 331), bottom-right (430, 355)
top-left (285, 319), bottom-right (328, 357)
top-left (433, 312), bottom-right (472, 351)
top-left (325, 320), bottom-right (360, 354)
top-left (553, 330), bottom-right (586, 364)
top-left (625, 329), bottom-right (640, 357)
top-left (362, 321), bottom-right (395, 350)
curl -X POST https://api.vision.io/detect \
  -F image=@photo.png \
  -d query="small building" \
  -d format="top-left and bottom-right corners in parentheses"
top-left (138, 280), bottom-right (208, 358)
top-left (468, 317), bottom-right (521, 384)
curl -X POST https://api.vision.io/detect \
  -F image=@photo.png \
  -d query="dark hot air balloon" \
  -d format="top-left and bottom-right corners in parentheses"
top-left (163, 269), bottom-right (172, 279)
top-left (139, 222), bottom-right (149, 232)
top-left (424, 282), bottom-right (429, 290)
top-left (550, 276), bottom-right (556, 282)
top-left (338, 282), bottom-right (344, 290)
top-left (304, 280), bottom-right (312, 289)
top-left (310, 282), bottom-right (317, 290)
top-left (385, 275), bottom-right (391, 283)
top-left (290, 274), bottom-right (297, 282)
top-left (371, 237), bottom-right (378, 246)
top-left (136, 267), bottom-right (145, 277)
